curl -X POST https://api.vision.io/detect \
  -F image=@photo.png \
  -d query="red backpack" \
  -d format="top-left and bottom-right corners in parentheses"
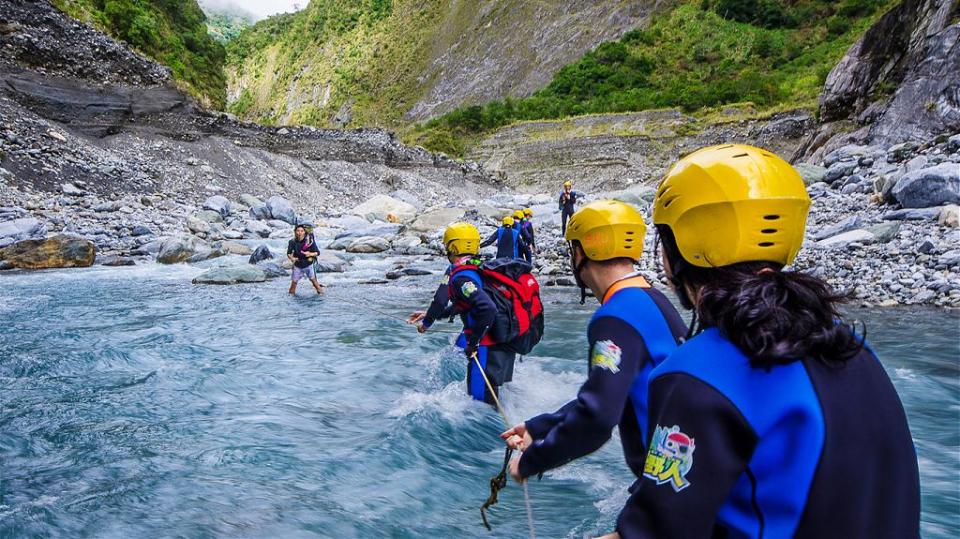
top-left (449, 258), bottom-right (544, 355)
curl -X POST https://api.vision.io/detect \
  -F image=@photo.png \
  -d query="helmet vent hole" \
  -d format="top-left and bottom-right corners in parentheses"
top-left (761, 228), bottom-right (777, 234)
top-left (758, 242), bottom-right (775, 247)
top-left (732, 153), bottom-right (749, 158)
top-left (763, 215), bottom-right (780, 220)
top-left (663, 196), bottom-right (679, 208)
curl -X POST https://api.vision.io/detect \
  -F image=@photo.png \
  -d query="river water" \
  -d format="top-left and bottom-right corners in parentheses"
top-left (1, 256), bottom-right (957, 538)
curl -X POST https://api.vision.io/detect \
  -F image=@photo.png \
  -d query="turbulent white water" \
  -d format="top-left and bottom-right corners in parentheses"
top-left (1, 257), bottom-right (957, 537)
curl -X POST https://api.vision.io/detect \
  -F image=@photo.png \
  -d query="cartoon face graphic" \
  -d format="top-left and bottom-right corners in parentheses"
top-left (663, 432), bottom-right (694, 459)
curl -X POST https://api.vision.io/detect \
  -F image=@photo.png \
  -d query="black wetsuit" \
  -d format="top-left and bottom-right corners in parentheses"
top-left (559, 190), bottom-right (583, 235)
top-left (519, 277), bottom-right (686, 481)
top-left (287, 237), bottom-right (318, 269)
top-left (519, 220), bottom-right (535, 263)
top-left (617, 328), bottom-right (921, 538)
top-left (422, 262), bottom-right (516, 404)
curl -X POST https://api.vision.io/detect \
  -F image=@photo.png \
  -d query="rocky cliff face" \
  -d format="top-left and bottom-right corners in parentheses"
top-left (0, 0), bottom-right (496, 209)
top-left (796, 0), bottom-right (960, 162)
top-left (225, 0), bottom-right (658, 128)
top-left (403, 0), bottom-right (661, 122)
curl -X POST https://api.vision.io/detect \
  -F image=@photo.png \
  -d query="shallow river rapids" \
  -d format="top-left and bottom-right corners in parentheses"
top-left (1, 253), bottom-right (957, 538)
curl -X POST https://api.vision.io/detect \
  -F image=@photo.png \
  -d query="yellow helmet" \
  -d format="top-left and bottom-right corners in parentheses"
top-left (564, 200), bottom-right (646, 262)
top-left (653, 144), bottom-right (811, 268)
top-left (513, 210), bottom-right (525, 220)
top-left (563, 181), bottom-right (573, 188)
top-left (443, 222), bottom-right (480, 256)
top-left (523, 208), bottom-right (533, 217)
top-left (502, 216), bottom-right (515, 227)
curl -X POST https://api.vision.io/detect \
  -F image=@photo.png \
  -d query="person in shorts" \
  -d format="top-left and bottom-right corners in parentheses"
top-left (287, 224), bottom-right (324, 295)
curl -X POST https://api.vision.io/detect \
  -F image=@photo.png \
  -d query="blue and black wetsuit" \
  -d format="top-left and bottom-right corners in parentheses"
top-left (481, 226), bottom-right (530, 261)
top-left (618, 327), bottom-right (921, 538)
top-left (422, 262), bottom-right (517, 404)
top-left (519, 220), bottom-right (535, 264)
top-left (517, 276), bottom-right (686, 480)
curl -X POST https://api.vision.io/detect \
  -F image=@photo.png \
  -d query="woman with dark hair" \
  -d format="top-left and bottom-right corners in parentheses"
top-left (605, 145), bottom-right (920, 539)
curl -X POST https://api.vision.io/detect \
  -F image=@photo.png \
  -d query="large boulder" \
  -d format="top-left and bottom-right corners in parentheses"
top-left (249, 203), bottom-right (271, 220)
top-left (239, 194), bottom-right (263, 208)
top-left (202, 195), bottom-right (232, 218)
top-left (891, 164), bottom-right (960, 208)
top-left (0, 235), bottom-right (95, 268)
top-left (350, 195), bottom-right (417, 223)
top-left (409, 207), bottom-right (466, 232)
top-left (794, 163), bottom-right (827, 186)
top-left (157, 236), bottom-right (201, 264)
top-left (214, 241), bottom-right (252, 256)
top-left (244, 221), bottom-right (272, 238)
top-left (0, 217), bottom-right (47, 245)
top-left (313, 251), bottom-right (349, 272)
top-left (249, 245), bottom-right (273, 264)
top-left (187, 216), bottom-right (212, 235)
top-left (816, 229), bottom-right (876, 248)
top-left (346, 236), bottom-right (391, 253)
top-left (194, 209), bottom-right (224, 224)
top-left (266, 196), bottom-right (297, 224)
top-left (605, 185), bottom-right (657, 206)
top-left (192, 264), bottom-right (266, 285)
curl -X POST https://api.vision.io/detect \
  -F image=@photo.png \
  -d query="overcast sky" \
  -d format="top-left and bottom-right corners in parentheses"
top-left (199, 0), bottom-right (306, 21)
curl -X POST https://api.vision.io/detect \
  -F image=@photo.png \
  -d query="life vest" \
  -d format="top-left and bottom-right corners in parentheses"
top-left (495, 226), bottom-right (521, 259)
top-left (449, 259), bottom-right (544, 353)
top-left (588, 275), bottom-right (679, 439)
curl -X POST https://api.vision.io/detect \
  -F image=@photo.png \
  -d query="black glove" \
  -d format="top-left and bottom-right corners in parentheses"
top-left (464, 342), bottom-right (479, 359)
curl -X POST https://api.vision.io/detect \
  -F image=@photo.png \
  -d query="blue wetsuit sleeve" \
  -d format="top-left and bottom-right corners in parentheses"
top-left (422, 281), bottom-right (451, 328)
top-left (616, 373), bottom-right (757, 539)
top-left (449, 275), bottom-right (496, 346)
top-left (480, 230), bottom-right (497, 248)
top-left (518, 317), bottom-right (649, 478)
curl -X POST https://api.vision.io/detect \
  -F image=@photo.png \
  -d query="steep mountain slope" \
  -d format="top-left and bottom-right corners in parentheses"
top-left (414, 0), bottom-right (898, 155)
top-left (224, 0), bottom-right (656, 128)
top-left (46, 0), bottom-right (226, 107)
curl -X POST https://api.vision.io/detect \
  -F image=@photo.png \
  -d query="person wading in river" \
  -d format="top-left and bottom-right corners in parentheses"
top-left (287, 224), bottom-right (324, 295)
top-left (408, 222), bottom-right (517, 404)
top-left (586, 144), bottom-right (920, 538)
top-left (500, 200), bottom-right (686, 529)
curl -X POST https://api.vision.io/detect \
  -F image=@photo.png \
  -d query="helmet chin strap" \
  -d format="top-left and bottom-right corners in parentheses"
top-left (570, 243), bottom-right (591, 305)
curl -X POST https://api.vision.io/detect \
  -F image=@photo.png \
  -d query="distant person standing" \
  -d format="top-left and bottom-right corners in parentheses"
top-left (287, 224), bottom-right (324, 295)
top-left (559, 181), bottom-right (585, 235)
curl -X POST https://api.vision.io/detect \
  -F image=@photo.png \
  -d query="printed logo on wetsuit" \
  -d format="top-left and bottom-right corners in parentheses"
top-left (461, 281), bottom-right (478, 297)
top-left (643, 424), bottom-right (695, 492)
top-left (590, 340), bottom-right (621, 373)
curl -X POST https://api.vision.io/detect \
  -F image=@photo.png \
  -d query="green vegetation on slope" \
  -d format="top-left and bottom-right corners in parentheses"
top-left (409, 0), bottom-right (895, 156)
top-left (50, 0), bottom-right (226, 108)
top-left (226, 0), bottom-right (443, 126)
top-left (205, 11), bottom-right (252, 43)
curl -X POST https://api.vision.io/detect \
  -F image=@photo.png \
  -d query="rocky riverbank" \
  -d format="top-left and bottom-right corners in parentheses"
top-left (2, 129), bottom-right (958, 306)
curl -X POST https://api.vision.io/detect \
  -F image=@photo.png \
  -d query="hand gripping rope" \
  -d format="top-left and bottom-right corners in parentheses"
top-left (470, 352), bottom-right (537, 538)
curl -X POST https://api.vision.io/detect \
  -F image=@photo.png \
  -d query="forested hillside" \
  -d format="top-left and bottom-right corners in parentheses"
top-left (410, 0), bottom-right (899, 155)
